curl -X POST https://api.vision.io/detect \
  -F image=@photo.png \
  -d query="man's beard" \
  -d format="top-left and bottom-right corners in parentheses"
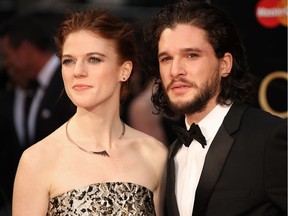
top-left (164, 74), bottom-right (220, 115)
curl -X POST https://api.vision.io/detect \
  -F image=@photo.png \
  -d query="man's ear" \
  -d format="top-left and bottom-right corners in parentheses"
top-left (220, 52), bottom-right (233, 77)
top-left (119, 61), bottom-right (133, 82)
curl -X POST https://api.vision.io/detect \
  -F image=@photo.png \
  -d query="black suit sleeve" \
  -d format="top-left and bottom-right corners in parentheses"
top-left (264, 121), bottom-right (287, 212)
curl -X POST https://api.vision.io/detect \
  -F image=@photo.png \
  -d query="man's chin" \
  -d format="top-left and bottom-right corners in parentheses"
top-left (169, 102), bottom-right (191, 115)
top-left (169, 99), bottom-right (208, 115)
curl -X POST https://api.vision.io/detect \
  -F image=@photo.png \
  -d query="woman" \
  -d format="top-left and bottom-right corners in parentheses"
top-left (12, 8), bottom-right (167, 216)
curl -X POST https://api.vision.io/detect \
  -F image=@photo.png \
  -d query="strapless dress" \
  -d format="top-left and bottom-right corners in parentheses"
top-left (47, 182), bottom-right (156, 215)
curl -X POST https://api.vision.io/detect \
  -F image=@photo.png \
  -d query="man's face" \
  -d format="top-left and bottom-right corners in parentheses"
top-left (1, 36), bottom-right (31, 87)
top-left (157, 24), bottom-right (228, 115)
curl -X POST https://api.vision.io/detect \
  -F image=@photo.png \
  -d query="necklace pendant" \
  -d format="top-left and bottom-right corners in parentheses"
top-left (66, 118), bottom-right (125, 158)
top-left (93, 150), bottom-right (110, 157)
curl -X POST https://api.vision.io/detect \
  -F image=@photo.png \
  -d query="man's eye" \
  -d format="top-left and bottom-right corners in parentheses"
top-left (62, 59), bottom-right (74, 65)
top-left (89, 57), bottom-right (101, 63)
top-left (159, 57), bottom-right (171, 63)
top-left (187, 53), bottom-right (198, 58)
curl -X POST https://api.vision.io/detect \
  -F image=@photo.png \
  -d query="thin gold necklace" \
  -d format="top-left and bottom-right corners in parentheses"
top-left (65, 119), bottom-right (125, 157)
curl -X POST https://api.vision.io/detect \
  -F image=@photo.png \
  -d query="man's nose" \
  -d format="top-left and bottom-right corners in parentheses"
top-left (170, 58), bottom-right (186, 77)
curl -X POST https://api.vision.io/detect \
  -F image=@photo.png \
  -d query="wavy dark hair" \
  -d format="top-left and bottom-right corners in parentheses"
top-left (55, 8), bottom-right (139, 100)
top-left (143, 0), bottom-right (256, 116)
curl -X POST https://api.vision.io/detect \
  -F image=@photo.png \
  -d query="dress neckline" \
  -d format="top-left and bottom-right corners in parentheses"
top-left (50, 181), bottom-right (153, 200)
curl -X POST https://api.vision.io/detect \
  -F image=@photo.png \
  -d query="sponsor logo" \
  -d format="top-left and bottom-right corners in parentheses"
top-left (256, 0), bottom-right (287, 28)
top-left (258, 71), bottom-right (287, 118)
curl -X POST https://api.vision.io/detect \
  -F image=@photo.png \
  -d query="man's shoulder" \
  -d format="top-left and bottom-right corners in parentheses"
top-left (229, 103), bottom-right (286, 127)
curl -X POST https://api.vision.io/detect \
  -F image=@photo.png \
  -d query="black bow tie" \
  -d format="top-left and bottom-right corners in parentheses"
top-left (173, 123), bottom-right (207, 148)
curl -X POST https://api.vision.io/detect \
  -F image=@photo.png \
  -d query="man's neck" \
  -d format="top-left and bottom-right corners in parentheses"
top-left (185, 100), bottom-right (218, 125)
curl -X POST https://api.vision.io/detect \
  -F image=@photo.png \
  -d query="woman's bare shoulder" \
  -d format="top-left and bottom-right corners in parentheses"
top-left (125, 124), bottom-right (168, 157)
top-left (19, 124), bottom-right (66, 169)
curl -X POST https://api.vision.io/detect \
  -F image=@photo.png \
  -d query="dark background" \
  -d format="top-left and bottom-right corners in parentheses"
top-left (0, 0), bottom-right (287, 118)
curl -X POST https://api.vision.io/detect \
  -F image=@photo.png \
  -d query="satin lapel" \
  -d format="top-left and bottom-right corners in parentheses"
top-left (192, 104), bottom-right (249, 216)
top-left (165, 139), bottom-right (182, 216)
top-left (36, 66), bottom-right (62, 116)
top-left (193, 124), bottom-right (233, 216)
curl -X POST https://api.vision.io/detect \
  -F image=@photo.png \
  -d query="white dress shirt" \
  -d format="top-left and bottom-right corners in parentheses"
top-left (14, 55), bottom-right (60, 145)
top-left (175, 104), bottom-right (232, 216)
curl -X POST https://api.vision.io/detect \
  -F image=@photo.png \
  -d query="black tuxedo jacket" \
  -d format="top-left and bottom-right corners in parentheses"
top-left (0, 66), bottom-right (75, 209)
top-left (165, 104), bottom-right (287, 216)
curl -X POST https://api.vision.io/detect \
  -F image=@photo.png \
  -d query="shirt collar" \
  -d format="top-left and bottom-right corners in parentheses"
top-left (37, 54), bottom-right (60, 89)
top-left (185, 104), bottom-right (232, 143)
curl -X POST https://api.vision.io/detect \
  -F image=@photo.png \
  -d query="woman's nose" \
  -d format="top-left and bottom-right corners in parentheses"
top-left (73, 61), bottom-right (87, 77)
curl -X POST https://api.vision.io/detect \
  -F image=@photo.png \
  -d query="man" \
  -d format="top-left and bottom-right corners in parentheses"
top-left (0, 14), bottom-right (75, 214)
top-left (144, 1), bottom-right (287, 215)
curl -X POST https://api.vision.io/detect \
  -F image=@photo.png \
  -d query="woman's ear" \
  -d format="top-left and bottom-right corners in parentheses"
top-left (220, 52), bottom-right (233, 77)
top-left (119, 61), bottom-right (133, 82)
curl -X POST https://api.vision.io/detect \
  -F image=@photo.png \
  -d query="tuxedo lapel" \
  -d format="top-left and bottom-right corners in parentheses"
top-left (192, 124), bottom-right (233, 216)
top-left (36, 66), bottom-right (62, 121)
top-left (192, 104), bottom-right (249, 216)
top-left (169, 138), bottom-right (182, 159)
top-left (165, 139), bottom-right (182, 216)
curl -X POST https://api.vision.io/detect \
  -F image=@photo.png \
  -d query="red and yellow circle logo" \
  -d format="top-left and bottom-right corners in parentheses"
top-left (256, 0), bottom-right (287, 28)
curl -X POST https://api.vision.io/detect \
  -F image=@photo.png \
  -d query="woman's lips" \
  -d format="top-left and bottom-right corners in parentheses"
top-left (73, 84), bottom-right (92, 90)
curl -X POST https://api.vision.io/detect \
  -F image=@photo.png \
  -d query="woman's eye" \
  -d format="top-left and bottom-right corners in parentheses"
top-left (62, 59), bottom-right (74, 65)
top-left (89, 57), bottom-right (102, 63)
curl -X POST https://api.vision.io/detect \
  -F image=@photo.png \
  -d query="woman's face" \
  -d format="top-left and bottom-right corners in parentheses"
top-left (61, 30), bottom-right (130, 110)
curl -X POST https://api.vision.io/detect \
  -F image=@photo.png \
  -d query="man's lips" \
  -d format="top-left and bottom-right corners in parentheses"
top-left (170, 81), bottom-right (190, 89)
top-left (167, 80), bottom-right (194, 94)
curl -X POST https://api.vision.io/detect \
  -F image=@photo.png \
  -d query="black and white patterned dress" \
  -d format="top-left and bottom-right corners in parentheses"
top-left (47, 182), bottom-right (156, 215)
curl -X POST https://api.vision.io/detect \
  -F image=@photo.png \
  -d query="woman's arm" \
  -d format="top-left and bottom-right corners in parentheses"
top-left (12, 149), bottom-right (49, 216)
top-left (154, 147), bottom-right (168, 216)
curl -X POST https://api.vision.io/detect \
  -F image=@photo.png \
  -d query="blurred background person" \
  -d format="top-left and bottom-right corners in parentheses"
top-left (128, 79), bottom-right (168, 144)
top-left (0, 13), bottom-right (76, 215)
top-left (127, 77), bottom-right (183, 146)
